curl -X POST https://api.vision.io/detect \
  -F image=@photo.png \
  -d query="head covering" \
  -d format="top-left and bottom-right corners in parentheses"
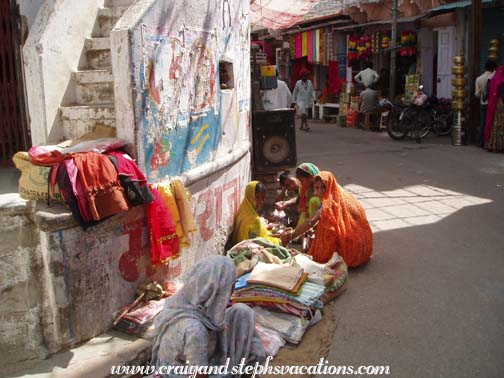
top-left (299, 67), bottom-right (310, 76)
top-left (297, 162), bottom-right (320, 177)
top-left (308, 171), bottom-right (373, 267)
top-left (231, 181), bottom-right (280, 245)
top-left (151, 255), bottom-right (237, 364)
top-left (297, 163), bottom-right (320, 215)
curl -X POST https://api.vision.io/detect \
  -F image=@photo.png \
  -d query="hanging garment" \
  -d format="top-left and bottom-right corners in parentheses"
top-left (328, 60), bottom-right (342, 95)
top-left (156, 182), bottom-right (188, 247)
top-left (302, 32), bottom-right (308, 57)
top-left (146, 187), bottom-right (180, 265)
top-left (63, 158), bottom-right (94, 222)
top-left (295, 33), bottom-right (302, 58)
top-left (307, 31), bottom-right (314, 64)
top-left (170, 179), bottom-right (197, 242)
top-left (73, 152), bottom-right (129, 221)
top-left (107, 151), bottom-right (154, 206)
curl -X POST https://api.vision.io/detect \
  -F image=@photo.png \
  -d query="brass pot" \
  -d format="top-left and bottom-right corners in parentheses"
top-left (452, 100), bottom-right (464, 111)
top-left (452, 65), bottom-right (467, 75)
top-left (452, 89), bottom-right (466, 99)
top-left (490, 38), bottom-right (500, 46)
top-left (452, 55), bottom-right (465, 65)
top-left (452, 77), bottom-right (467, 87)
top-left (489, 46), bottom-right (499, 54)
top-left (488, 54), bottom-right (498, 61)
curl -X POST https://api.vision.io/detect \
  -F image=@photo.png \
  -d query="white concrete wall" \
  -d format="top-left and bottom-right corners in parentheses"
top-left (17, 0), bottom-right (45, 30)
top-left (23, 0), bottom-right (103, 145)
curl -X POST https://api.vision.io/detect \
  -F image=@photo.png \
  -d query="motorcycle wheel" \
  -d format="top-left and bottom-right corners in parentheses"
top-left (433, 113), bottom-right (452, 136)
top-left (386, 111), bottom-right (407, 140)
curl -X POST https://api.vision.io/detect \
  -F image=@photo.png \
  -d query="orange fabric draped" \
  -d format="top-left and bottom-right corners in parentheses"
top-left (308, 171), bottom-right (373, 267)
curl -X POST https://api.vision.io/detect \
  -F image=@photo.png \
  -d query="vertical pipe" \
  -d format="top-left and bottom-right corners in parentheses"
top-left (470, 0), bottom-right (481, 144)
top-left (390, 0), bottom-right (398, 101)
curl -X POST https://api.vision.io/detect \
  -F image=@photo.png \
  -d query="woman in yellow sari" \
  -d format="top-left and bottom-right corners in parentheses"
top-left (232, 181), bottom-right (280, 245)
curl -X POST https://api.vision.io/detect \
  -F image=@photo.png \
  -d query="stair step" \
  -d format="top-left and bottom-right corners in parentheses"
top-left (71, 70), bottom-right (114, 105)
top-left (83, 38), bottom-right (111, 70)
top-left (72, 69), bottom-right (113, 84)
top-left (92, 7), bottom-right (130, 38)
top-left (60, 105), bottom-right (116, 140)
top-left (104, 0), bottom-right (135, 7)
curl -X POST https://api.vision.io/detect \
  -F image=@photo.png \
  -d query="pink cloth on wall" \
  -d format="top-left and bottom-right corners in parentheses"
top-left (328, 60), bottom-right (342, 95)
top-left (307, 31), bottom-right (314, 64)
top-left (484, 65), bottom-right (504, 144)
top-left (295, 34), bottom-right (302, 58)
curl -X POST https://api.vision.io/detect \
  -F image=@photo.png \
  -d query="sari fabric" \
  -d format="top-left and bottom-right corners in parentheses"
top-left (484, 65), bottom-right (504, 149)
top-left (147, 187), bottom-right (180, 266)
top-left (232, 181), bottom-right (280, 246)
top-left (309, 171), bottom-right (373, 267)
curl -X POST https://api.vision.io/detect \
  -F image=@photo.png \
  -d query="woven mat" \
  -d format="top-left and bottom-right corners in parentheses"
top-left (263, 300), bottom-right (338, 378)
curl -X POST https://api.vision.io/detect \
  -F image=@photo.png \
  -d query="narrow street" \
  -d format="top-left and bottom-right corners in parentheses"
top-left (293, 121), bottom-right (504, 378)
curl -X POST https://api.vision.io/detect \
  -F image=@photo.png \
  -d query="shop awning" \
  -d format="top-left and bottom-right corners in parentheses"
top-left (333, 14), bottom-right (425, 31)
top-left (428, 0), bottom-right (495, 15)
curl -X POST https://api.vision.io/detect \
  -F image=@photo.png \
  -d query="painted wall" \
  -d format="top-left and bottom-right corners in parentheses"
top-left (23, 0), bottom-right (102, 145)
top-left (111, 0), bottom-right (251, 181)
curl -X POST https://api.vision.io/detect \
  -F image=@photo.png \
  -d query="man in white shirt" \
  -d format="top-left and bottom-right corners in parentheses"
top-left (355, 62), bottom-right (380, 88)
top-left (475, 60), bottom-right (497, 146)
top-left (262, 79), bottom-right (292, 110)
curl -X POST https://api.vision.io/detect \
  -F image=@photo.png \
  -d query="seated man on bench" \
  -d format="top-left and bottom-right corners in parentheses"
top-left (359, 84), bottom-right (380, 130)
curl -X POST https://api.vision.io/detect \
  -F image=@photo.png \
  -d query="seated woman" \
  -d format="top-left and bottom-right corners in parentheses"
top-left (232, 181), bottom-right (280, 245)
top-left (275, 170), bottom-right (300, 226)
top-left (151, 255), bottom-right (265, 377)
top-left (281, 171), bottom-right (373, 268)
top-left (295, 163), bottom-right (321, 227)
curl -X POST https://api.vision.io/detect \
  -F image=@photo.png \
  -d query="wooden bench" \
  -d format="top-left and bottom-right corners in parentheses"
top-left (312, 102), bottom-right (339, 121)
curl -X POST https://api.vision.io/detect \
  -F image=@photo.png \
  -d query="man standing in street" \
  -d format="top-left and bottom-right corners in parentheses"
top-left (292, 68), bottom-right (315, 132)
top-left (355, 61), bottom-right (380, 89)
top-left (475, 60), bottom-right (497, 147)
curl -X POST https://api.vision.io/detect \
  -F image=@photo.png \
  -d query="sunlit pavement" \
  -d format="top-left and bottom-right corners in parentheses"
top-left (294, 120), bottom-right (504, 378)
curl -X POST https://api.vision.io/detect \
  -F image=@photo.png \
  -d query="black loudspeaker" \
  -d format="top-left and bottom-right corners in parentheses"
top-left (252, 109), bottom-right (297, 172)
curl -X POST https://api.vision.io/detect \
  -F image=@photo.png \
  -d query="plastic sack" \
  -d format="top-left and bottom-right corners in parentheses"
top-left (255, 323), bottom-right (286, 357)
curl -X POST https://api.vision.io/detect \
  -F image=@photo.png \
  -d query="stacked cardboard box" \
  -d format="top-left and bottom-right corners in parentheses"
top-left (404, 74), bottom-right (421, 104)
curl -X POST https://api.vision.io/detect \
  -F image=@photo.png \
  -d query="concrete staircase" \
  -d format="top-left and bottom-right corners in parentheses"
top-left (59, 0), bottom-right (134, 140)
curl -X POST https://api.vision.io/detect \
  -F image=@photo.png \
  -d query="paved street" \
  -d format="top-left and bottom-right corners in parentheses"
top-left (293, 121), bottom-right (504, 378)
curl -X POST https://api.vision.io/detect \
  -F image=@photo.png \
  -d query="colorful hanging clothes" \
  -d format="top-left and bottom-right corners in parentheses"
top-left (295, 34), bottom-right (302, 59)
top-left (146, 187), bottom-right (180, 266)
top-left (308, 171), bottom-right (373, 267)
top-left (328, 60), bottom-right (342, 95)
top-left (107, 151), bottom-right (154, 206)
top-left (320, 30), bottom-right (327, 66)
top-left (307, 31), bottom-right (314, 64)
top-left (170, 179), bottom-right (197, 242)
top-left (63, 158), bottom-right (94, 222)
top-left (73, 152), bottom-right (129, 221)
top-left (301, 32), bottom-right (308, 57)
top-left (155, 182), bottom-right (188, 247)
top-left (315, 29), bottom-right (320, 63)
top-left (232, 181), bottom-right (280, 246)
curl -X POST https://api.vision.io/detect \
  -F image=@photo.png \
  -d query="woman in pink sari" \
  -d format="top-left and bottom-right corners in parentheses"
top-left (484, 65), bottom-right (504, 152)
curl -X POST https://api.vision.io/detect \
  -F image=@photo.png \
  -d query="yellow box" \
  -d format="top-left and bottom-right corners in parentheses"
top-left (260, 65), bottom-right (276, 77)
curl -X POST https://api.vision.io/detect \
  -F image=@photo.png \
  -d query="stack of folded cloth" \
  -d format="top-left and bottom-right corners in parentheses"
top-left (232, 261), bottom-right (324, 331)
top-left (231, 262), bottom-right (325, 345)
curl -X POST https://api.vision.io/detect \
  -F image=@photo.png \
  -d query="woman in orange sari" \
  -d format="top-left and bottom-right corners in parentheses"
top-left (282, 171), bottom-right (373, 267)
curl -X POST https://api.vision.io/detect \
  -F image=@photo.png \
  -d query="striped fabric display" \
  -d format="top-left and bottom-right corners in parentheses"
top-left (295, 33), bottom-right (302, 58)
top-left (307, 31), bottom-right (314, 63)
top-left (315, 29), bottom-right (320, 63)
top-left (302, 32), bottom-right (308, 57)
top-left (321, 30), bottom-right (327, 66)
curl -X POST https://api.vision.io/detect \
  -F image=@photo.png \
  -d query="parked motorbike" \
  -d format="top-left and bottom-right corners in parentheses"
top-left (383, 86), bottom-right (453, 142)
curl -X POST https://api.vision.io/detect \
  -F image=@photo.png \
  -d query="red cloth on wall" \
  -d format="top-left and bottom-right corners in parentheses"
top-left (147, 187), bottom-right (180, 266)
top-left (328, 60), bottom-right (342, 95)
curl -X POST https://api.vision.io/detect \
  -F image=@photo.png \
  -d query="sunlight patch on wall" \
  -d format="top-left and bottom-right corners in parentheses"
top-left (344, 184), bottom-right (493, 232)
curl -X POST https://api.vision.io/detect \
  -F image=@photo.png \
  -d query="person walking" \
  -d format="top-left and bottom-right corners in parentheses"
top-left (262, 76), bottom-right (292, 110)
top-left (354, 61), bottom-right (379, 89)
top-left (475, 60), bottom-right (497, 147)
top-left (292, 68), bottom-right (315, 131)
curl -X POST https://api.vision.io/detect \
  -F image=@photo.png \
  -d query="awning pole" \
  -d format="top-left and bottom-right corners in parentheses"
top-left (390, 0), bottom-right (398, 101)
top-left (470, 0), bottom-right (481, 144)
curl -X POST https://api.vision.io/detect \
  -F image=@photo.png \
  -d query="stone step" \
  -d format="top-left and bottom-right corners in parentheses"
top-left (71, 70), bottom-right (114, 105)
top-left (60, 105), bottom-right (116, 140)
top-left (104, 0), bottom-right (135, 7)
top-left (84, 37), bottom-right (111, 70)
top-left (6, 331), bottom-right (151, 378)
top-left (92, 7), bottom-right (130, 38)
